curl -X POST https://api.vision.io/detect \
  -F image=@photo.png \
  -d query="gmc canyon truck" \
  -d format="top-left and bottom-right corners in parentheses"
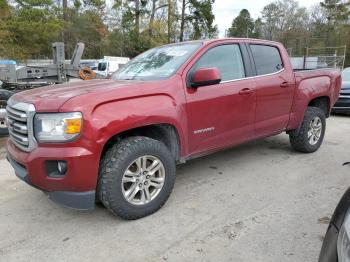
top-left (6, 39), bottom-right (341, 219)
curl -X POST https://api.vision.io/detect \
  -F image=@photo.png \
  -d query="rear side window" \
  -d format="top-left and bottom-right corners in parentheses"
top-left (250, 45), bottom-right (283, 75)
top-left (191, 44), bottom-right (245, 82)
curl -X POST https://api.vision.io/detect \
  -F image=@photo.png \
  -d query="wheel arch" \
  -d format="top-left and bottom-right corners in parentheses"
top-left (308, 96), bottom-right (330, 117)
top-left (100, 123), bottom-right (182, 164)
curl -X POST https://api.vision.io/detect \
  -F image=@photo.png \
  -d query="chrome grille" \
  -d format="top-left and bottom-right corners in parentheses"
top-left (6, 99), bottom-right (36, 152)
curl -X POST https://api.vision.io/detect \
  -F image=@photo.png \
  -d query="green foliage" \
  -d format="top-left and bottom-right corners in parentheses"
top-left (188, 0), bottom-right (218, 40)
top-left (0, 0), bottom-right (219, 60)
top-left (1, 0), bottom-right (349, 66)
top-left (227, 0), bottom-right (349, 66)
top-left (227, 9), bottom-right (256, 38)
top-left (321, 0), bottom-right (350, 22)
top-left (15, 0), bottom-right (53, 7)
top-left (0, 0), bottom-right (15, 58)
top-left (65, 9), bottom-right (108, 58)
top-left (319, 0), bottom-right (350, 66)
top-left (0, 0), bottom-right (63, 59)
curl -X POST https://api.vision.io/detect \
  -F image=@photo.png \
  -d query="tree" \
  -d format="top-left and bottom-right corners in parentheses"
top-left (227, 9), bottom-right (255, 38)
top-left (320, 0), bottom-right (350, 64)
top-left (62, 0), bottom-right (107, 58)
top-left (0, 0), bottom-right (220, 60)
top-left (321, 0), bottom-right (350, 22)
top-left (167, 0), bottom-right (171, 43)
top-left (6, 0), bottom-right (63, 59)
top-left (188, 0), bottom-right (218, 40)
top-left (148, 0), bottom-right (168, 41)
top-left (259, 0), bottom-right (311, 55)
top-left (253, 18), bottom-right (263, 39)
top-left (179, 0), bottom-right (186, 41)
top-left (179, 0), bottom-right (217, 41)
top-left (260, 2), bottom-right (279, 40)
top-left (260, 0), bottom-right (304, 41)
top-left (62, 0), bottom-right (68, 57)
top-left (0, 0), bottom-right (16, 58)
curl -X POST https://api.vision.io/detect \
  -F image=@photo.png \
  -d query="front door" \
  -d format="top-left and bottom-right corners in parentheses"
top-left (184, 43), bottom-right (257, 156)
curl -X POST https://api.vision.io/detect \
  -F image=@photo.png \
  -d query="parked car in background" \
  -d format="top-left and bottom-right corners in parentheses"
top-left (94, 56), bottom-right (130, 78)
top-left (0, 89), bottom-right (14, 135)
top-left (333, 67), bottom-right (350, 114)
top-left (6, 39), bottom-right (341, 219)
top-left (319, 186), bottom-right (350, 262)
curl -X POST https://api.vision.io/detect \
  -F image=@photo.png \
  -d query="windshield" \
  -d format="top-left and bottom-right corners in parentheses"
top-left (112, 43), bottom-right (201, 81)
top-left (342, 68), bottom-right (350, 82)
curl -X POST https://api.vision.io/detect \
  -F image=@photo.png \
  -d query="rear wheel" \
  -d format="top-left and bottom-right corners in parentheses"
top-left (289, 107), bottom-right (326, 153)
top-left (98, 136), bottom-right (176, 220)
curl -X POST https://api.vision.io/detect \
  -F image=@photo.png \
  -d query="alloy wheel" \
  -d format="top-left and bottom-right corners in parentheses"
top-left (121, 155), bottom-right (166, 205)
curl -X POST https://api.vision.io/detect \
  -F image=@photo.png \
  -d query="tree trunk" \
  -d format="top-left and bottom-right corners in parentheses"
top-left (135, 0), bottom-right (140, 40)
top-left (149, 0), bottom-right (157, 40)
top-left (180, 0), bottom-right (186, 42)
top-left (149, 1), bottom-right (168, 42)
top-left (167, 0), bottom-right (171, 43)
top-left (62, 0), bottom-right (68, 57)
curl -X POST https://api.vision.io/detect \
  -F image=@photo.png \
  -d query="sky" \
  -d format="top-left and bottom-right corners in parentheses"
top-left (213, 0), bottom-right (322, 37)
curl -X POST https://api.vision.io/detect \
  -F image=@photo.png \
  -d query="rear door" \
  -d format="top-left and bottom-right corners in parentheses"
top-left (248, 44), bottom-right (295, 137)
top-left (184, 42), bottom-right (257, 155)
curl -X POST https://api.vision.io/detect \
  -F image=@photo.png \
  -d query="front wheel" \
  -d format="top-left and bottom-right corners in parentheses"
top-left (289, 107), bottom-right (326, 153)
top-left (98, 136), bottom-right (176, 220)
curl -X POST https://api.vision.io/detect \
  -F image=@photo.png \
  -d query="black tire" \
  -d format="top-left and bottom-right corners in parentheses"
top-left (98, 136), bottom-right (176, 220)
top-left (0, 128), bottom-right (8, 136)
top-left (289, 107), bottom-right (326, 153)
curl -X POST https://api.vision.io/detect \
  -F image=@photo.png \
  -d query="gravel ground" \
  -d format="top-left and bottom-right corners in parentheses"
top-left (0, 115), bottom-right (349, 262)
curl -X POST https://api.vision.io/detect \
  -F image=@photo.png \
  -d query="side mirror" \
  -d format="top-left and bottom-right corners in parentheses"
top-left (190, 67), bottom-right (221, 88)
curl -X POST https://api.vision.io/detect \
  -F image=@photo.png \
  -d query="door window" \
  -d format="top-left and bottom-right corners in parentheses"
top-left (250, 45), bottom-right (284, 75)
top-left (190, 44), bottom-right (245, 82)
top-left (98, 62), bottom-right (107, 71)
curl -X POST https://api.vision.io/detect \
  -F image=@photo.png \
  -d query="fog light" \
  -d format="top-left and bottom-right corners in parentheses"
top-left (45, 160), bottom-right (68, 177)
top-left (57, 161), bottom-right (67, 174)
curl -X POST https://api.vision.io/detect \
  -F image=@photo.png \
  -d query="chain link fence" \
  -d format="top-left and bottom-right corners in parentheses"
top-left (289, 45), bottom-right (347, 70)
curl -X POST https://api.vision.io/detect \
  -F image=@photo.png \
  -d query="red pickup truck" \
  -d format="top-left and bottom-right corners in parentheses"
top-left (6, 39), bottom-right (341, 219)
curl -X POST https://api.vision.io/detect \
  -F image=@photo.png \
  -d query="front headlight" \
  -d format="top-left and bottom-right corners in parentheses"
top-left (34, 112), bottom-right (82, 142)
top-left (338, 210), bottom-right (350, 262)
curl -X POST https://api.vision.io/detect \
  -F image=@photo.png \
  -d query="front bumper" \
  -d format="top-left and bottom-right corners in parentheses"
top-left (6, 139), bottom-right (99, 210)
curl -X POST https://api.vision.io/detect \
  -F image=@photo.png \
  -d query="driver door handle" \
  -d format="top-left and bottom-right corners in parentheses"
top-left (280, 81), bottom-right (290, 88)
top-left (239, 88), bottom-right (254, 95)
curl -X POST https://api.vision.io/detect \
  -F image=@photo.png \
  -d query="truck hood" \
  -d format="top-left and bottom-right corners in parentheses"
top-left (10, 79), bottom-right (143, 111)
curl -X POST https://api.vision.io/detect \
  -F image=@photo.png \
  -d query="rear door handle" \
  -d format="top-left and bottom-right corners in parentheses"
top-left (239, 88), bottom-right (254, 95)
top-left (280, 82), bottom-right (290, 88)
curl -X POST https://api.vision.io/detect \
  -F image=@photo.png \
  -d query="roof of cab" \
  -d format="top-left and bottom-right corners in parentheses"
top-left (168, 38), bottom-right (282, 47)
top-left (201, 38), bottom-right (281, 45)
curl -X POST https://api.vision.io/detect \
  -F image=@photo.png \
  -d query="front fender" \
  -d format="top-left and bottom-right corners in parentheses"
top-left (90, 94), bottom-right (187, 156)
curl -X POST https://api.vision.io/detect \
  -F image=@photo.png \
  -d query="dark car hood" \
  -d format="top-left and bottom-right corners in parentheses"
top-left (9, 79), bottom-right (143, 111)
top-left (340, 81), bottom-right (350, 95)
